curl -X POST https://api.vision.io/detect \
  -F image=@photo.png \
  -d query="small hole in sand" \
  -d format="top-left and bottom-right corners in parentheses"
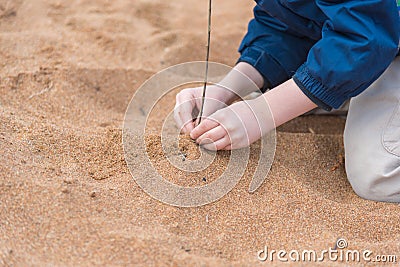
top-left (178, 134), bottom-right (201, 161)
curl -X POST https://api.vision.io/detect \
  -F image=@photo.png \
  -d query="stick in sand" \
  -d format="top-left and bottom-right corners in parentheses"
top-left (197, 0), bottom-right (212, 126)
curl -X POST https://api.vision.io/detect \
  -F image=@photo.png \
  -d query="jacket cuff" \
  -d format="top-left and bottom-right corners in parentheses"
top-left (238, 46), bottom-right (289, 93)
top-left (293, 63), bottom-right (347, 111)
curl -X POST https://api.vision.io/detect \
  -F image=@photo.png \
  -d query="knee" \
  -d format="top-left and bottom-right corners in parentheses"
top-left (348, 177), bottom-right (392, 202)
top-left (345, 153), bottom-right (400, 203)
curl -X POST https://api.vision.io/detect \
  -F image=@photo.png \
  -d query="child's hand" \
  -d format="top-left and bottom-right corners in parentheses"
top-left (190, 96), bottom-right (274, 150)
top-left (174, 62), bottom-right (266, 134)
top-left (174, 85), bottom-right (237, 134)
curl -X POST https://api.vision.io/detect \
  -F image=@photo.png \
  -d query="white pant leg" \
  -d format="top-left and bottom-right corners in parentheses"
top-left (344, 57), bottom-right (400, 202)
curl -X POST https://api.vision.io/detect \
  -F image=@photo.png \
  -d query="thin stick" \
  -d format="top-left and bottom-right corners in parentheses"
top-left (197, 0), bottom-right (212, 125)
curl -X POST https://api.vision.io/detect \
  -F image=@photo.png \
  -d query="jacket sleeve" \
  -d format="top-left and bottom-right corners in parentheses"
top-left (237, 5), bottom-right (316, 92)
top-left (293, 0), bottom-right (399, 110)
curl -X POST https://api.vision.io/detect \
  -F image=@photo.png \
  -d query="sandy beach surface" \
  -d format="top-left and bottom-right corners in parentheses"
top-left (1, 0), bottom-right (399, 266)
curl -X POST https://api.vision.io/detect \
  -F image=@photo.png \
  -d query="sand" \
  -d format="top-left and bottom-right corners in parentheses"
top-left (1, 0), bottom-right (399, 266)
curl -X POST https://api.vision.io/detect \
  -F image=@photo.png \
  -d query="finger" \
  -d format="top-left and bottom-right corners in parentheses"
top-left (213, 136), bottom-right (232, 150)
top-left (196, 125), bottom-right (226, 144)
top-left (190, 118), bottom-right (219, 140)
top-left (202, 135), bottom-right (231, 151)
top-left (222, 144), bottom-right (232, 151)
top-left (175, 98), bottom-right (195, 134)
top-left (183, 120), bottom-right (195, 134)
top-left (173, 111), bottom-right (184, 133)
top-left (174, 112), bottom-right (193, 134)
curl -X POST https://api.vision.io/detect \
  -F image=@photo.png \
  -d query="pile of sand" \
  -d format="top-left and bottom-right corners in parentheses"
top-left (1, 0), bottom-right (399, 266)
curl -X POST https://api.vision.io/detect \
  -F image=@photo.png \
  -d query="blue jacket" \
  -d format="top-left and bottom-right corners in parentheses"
top-left (238, 0), bottom-right (400, 110)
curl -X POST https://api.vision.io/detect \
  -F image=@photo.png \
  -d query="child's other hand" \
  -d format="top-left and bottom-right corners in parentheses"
top-left (174, 85), bottom-right (237, 134)
top-left (190, 96), bottom-right (274, 150)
